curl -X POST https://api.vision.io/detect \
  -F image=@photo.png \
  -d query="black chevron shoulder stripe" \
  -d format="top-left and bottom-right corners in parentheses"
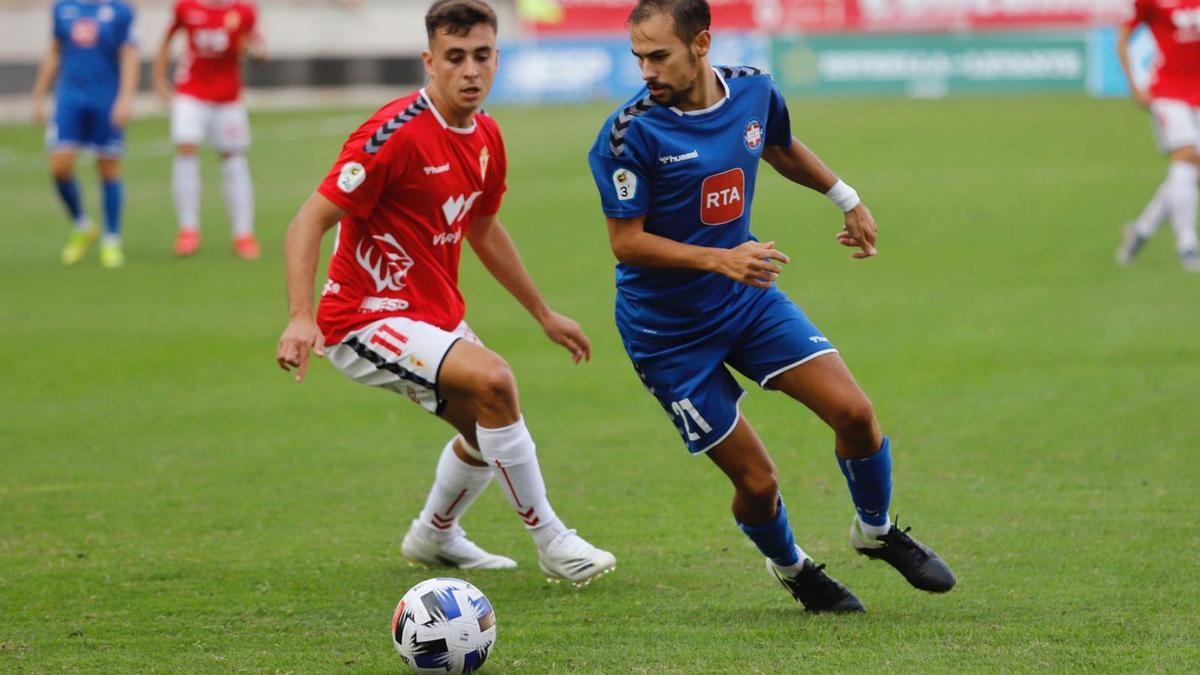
top-left (717, 65), bottom-right (765, 80)
top-left (608, 94), bottom-right (659, 157)
top-left (363, 97), bottom-right (429, 155)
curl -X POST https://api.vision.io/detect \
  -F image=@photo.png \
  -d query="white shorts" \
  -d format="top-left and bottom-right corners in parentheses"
top-left (1150, 99), bottom-right (1200, 154)
top-left (325, 317), bottom-right (482, 415)
top-left (170, 94), bottom-right (251, 153)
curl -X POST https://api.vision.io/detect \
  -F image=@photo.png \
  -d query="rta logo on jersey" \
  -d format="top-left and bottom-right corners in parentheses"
top-left (70, 19), bottom-right (99, 48)
top-left (744, 118), bottom-right (764, 153)
top-left (700, 168), bottom-right (745, 226)
top-left (355, 233), bottom-right (414, 293)
top-left (337, 162), bottom-right (366, 193)
top-left (442, 192), bottom-right (483, 226)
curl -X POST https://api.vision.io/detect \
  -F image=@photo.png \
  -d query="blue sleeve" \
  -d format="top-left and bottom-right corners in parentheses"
top-left (587, 120), bottom-right (652, 219)
top-left (765, 79), bottom-right (792, 148)
top-left (52, 4), bottom-right (67, 42)
top-left (117, 4), bottom-right (136, 46)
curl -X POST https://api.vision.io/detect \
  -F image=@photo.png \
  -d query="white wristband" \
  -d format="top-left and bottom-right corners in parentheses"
top-left (825, 179), bottom-right (861, 213)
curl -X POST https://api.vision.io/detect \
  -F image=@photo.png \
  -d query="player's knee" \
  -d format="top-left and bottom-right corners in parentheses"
top-left (737, 467), bottom-right (779, 505)
top-left (829, 398), bottom-right (876, 441)
top-left (474, 361), bottom-right (518, 410)
top-left (177, 144), bottom-right (199, 156)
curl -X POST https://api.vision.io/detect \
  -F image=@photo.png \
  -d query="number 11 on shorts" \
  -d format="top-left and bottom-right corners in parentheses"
top-left (670, 398), bottom-right (712, 441)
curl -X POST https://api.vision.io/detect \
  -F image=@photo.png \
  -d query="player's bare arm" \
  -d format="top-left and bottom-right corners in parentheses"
top-left (152, 27), bottom-right (179, 104)
top-left (763, 138), bottom-right (878, 259)
top-left (111, 43), bottom-right (140, 128)
top-left (31, 41), bottom-right (62, 125)
top-left (467, 213), bottom-right (591, 364)
top-left (276, 192), bottom-right (344, 381)
top-left (1116, 23), bottom-right (1150, 109)
top-left (607, 214), bottom-right (789, 289)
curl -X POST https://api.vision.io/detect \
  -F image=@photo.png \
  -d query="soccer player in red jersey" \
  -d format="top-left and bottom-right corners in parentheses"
top-left (153, 0), bottom-right (264, 259)
top-left (275, 0), bottom-right (617, 584)
top-left (1116, 0), bottom-right (1200, 271)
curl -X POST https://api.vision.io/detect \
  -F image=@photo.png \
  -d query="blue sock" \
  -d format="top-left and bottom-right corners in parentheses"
top-left (837, 436), bottom-right (892, 527)
top-left (101, 179), bottom-right (122, 237)
top-left (54, 177), bottom-right (84, 223)
top-left (737, 496), bottom-right (799, 567)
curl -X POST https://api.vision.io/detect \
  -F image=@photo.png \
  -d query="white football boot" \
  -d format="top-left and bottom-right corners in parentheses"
top-left (401, 521), bottom-right (517, 570)
top-left (537, 529), bottom-right (617, 586)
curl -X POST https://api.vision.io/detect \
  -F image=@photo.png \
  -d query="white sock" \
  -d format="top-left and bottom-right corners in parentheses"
top-left (414, 436), bottom-right (493, 542)
top-left (772, 544), bottom-right (811, 576)
top-left (101, 233), bottom-right (120, 245)
top-left (173, 154), bottom-right (201, 231)
top-left (1132, 180), bottom-right (1169, 238)
top-left (1166, 161), bottom-right (1199, 253)
top-left (221, 154), bottom-right (255, 238)
top-left (476, 417), bottom-right (567, 550)
top-left (857, 514), bottom-right (892, 540)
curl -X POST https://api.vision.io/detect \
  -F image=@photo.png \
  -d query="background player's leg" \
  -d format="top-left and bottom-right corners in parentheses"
top-left (1164, 147), bottom-right (1200, 269)
top-left (172, 145), bottom-right (202, 256)
top-left (769, 353), bottom-right (955, 592)
top-left (221, 152), bottom-right (258, 259)
top-left (438, 339), bottom-right (615, 583)
top-left (97, 157), bottom-right (124, 268)
top-left (707, 414), bottom-right (862, 612)
top-left (51, 149), bottom-right (96, 266)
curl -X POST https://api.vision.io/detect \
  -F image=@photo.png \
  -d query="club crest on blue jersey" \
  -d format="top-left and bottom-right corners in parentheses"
top-left (744, 118), bottom-right (764, 153)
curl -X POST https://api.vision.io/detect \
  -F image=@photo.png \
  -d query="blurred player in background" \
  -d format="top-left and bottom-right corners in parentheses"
top-left (1116, 0), bottom-right (1200, 272)
top-left (589, 0), bottom-right (955, 613)
top-left (275, 0), bottom-right (617, 585)
top-left (154, 0), bottom-right (264, 260)
top-left (31, 0), bottom-right (139, 269)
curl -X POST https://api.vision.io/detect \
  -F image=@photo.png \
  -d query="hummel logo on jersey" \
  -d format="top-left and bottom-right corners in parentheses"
top-left (423, 163), bottom-right (450, 175)
top-left (659, 150), bottom-right (699, 165)
top-left (808, 336), bottom-right (830, 344)
top-left (442, 192), bottom-right (483, 226)
top-left (700, 168), bottom-right (745, 226)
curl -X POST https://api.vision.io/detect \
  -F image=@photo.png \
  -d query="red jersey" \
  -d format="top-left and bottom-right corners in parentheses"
top-left (169, 0), bottom-right (257, 103)
top-left (1127, 0), bottom-right (1200, 105)
top-left (316, 90), bottom-right (508, 345)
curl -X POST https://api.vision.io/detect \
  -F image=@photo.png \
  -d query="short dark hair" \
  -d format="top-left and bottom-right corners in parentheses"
top-left (425, 0), bottom-right (498, 40)
top-left (629, 0), bottom-right (711, 44)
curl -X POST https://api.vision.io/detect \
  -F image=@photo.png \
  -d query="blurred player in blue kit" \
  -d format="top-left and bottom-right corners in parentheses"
top-left (32, 0), bottom-right (139, 269)
top-left (588, 0), bottom-right (956, 613)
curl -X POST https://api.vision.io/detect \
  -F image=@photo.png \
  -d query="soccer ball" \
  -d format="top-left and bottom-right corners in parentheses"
top-left (392, 577), bottom-right (497, 674)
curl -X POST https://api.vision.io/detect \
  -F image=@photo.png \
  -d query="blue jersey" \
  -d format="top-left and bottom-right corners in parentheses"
top-left (587, 66), bottom-right (793, 328)
top-left (52, 0), bottom-right (136, 108)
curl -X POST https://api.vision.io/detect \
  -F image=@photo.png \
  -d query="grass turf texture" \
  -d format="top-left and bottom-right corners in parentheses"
top-left (2, 95), bottom-right (1198, 672)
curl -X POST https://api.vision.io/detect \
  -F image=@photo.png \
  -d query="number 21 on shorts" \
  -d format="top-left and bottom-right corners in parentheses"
top-left (671, 398), bottom-right (712, 441)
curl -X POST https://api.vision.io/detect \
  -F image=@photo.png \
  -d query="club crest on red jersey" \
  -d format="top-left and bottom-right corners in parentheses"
top-left (700, 168), bottom-right (745, 226)
top-left (744, 118), bottom-right (763, 153)
top-left (355, 233), bottom-right (414, 293)
top-left (480, 146), bottom-right (490, 181)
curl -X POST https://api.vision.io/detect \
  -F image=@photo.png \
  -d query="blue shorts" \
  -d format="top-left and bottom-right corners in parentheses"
top-left (617, 286), bottom-right (837, 455)
top-left (47, 101), bottom-right (124, 156)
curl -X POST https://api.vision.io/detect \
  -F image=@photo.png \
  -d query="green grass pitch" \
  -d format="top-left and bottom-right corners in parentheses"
top-left (2, 94), bottom-right (1198, 672)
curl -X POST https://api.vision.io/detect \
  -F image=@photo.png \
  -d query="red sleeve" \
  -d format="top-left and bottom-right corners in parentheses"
top-left (316, 120), bottom-right (403, 220)
top-left (168, 0), bottom-right (184, 34)
top-left (1125, 0), bottom-right (1151, 29)
top-left (478, 125), bottom-right (507, 217)
top-left (243, 3), bottom-right (257, 35)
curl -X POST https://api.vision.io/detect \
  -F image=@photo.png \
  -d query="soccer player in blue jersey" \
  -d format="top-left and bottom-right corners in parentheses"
top-left (588, 0), bottom-right (956, 613)
top-left (31, 0), bottom-right (139, 269)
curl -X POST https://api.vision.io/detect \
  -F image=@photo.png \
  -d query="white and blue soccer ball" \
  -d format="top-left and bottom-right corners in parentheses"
top-left (392, 577), bottom-right (497, 674)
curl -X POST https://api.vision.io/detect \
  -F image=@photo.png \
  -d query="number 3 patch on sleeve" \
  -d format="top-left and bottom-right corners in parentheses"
top-left (612, 168), bottom-right (637, 201)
